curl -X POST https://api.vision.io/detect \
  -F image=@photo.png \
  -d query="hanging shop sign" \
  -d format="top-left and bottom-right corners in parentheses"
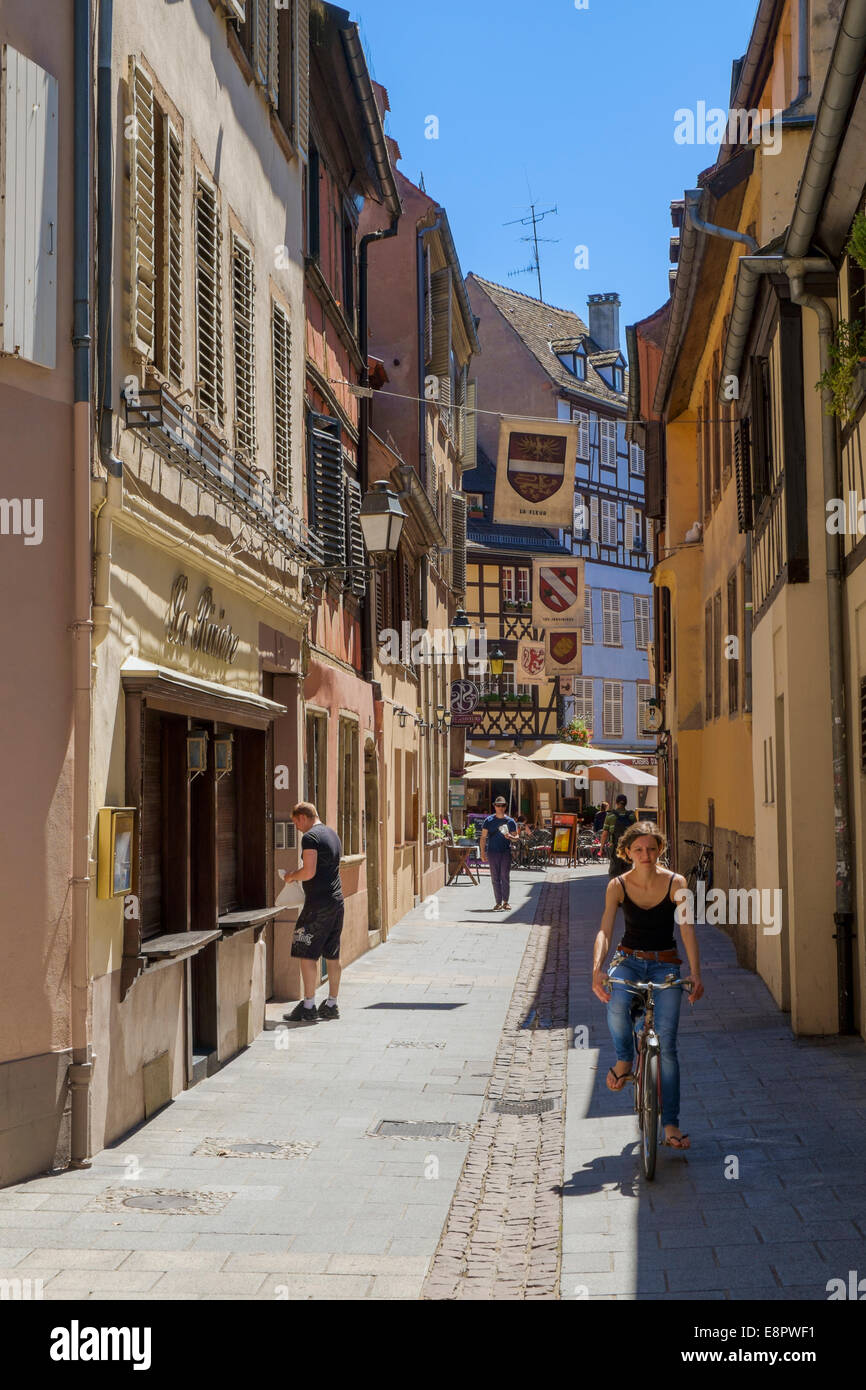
top-left (165, 574), bottom-right (241, 664)
top-left (451, 679), bottom-right (482, 726)
top-left (545, 630), bottom-right (583, 676)
top-left (516, 639), bottom-right (546, 685)
top-left (493, 418), bottom-right (578, 528)
top-left (532, 558), bottom-right (585, 629)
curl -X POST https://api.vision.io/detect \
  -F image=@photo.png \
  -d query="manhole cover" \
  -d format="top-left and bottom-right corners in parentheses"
top-left (490, 1098), bottom-right (557, 1117)
top-left (195, 1137), bottom-right (316, 1160)
top-left (220, 1142), bottom-right (282, 1156)
top-left (124, 1193), bottom-right (199, 1212)
top-left (371, 1119), bottom-right (469, 1141)
top-left (386, 1040), bottom-right (446, 1050)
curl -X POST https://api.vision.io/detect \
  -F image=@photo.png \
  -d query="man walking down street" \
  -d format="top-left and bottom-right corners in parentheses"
top-left (281, 802), bottom-right (344, 1023)
top-left (600, 795), bottom-right (637, 877)
top-left (479, 796), bottom-right (520, 911)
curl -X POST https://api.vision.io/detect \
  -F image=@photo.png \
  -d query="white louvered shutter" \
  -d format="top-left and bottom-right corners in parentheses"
top-left (603, 681), bottom-right (623, 738)
top-left (231, 234), bottom-right (256, 460)
top-left (272, 301), bottom-right (292, 499)
top-left (582, 586), bottom-right (593, 643)
top-left (295, 0), bottom-right (310, 158)
top-left (307, 413), bottom-right (345, 567)
top-left (602, 591), bottom-right (621, 645)
top-left (450, 492), bottom-right (467, 595)
top-left (625, 505), bottom-right (635, 552)
top-left (344, 474), bottom-right (366, 595)
top-left (600, 420), bottom-right (616, 467)
top-left (164, 118), bottom-right (183, 383)
top-left (634, 595), bottom-right (650, 648)
top-left (194, 175), bottom-right (224, 425)
top-left (601, 499), bottom-right (617, 546)
top-left (129, 60), bottom-right (156, 358)
top-left (590, 494), bottom-right (599, 542)
top-left (576, 410), bottom-right (590, 460)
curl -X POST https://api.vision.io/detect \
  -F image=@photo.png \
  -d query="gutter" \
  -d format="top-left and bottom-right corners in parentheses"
top-left (339, 23), bottom-right (402, 220)
top-left (69, 0), bottom-right (94, 1169)
top-left (652, 194), bottom-right (705, 416)
top-left (684, 188), bottom-right (758, 253)
top-left (417, 216), bottom-right (443, 490)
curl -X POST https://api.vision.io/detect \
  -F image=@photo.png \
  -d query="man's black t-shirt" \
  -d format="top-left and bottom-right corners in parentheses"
top-left (301, 824), bottom-right (344, 904)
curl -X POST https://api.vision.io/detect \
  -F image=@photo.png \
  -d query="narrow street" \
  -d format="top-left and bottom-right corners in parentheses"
top-left (1, 870), bottom-right (863, 1301)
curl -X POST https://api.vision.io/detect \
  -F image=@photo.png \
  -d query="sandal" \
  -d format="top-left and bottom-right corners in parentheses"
top-left (662, 1132), bottom-right (690, 1149)
top-left (606, 1065), bottom-right (632, 1092)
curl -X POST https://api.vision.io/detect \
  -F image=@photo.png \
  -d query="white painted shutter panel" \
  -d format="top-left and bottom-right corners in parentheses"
top-left (582, 586), bottom-right (593, 643)
top-left (625, 505), bottom-right (635, 552)
top-left (164, 118), bottom-right (183, 383)
top-left (129, 59), bottom-right (156, 359)
top-left (253, 0), bottom-right (270, 88)
top-left (603, 591), bottom-right (621, 645)
top-left (589, 494), bottom-right (599, 542)
top-left (451, 492), bottom-right (467, 595)
top-left (272, 301), bottom-right (292, 499)
top-left (577, 410), bottom-right (590, 459)
top-left (295, 0), bottom-right (310, 158)
top-left (194, 175), bottom-right (224, 425)
top-left (1, 47), bottom-right (58, 368)
top-left (231, 234), bottom-right (256, 459)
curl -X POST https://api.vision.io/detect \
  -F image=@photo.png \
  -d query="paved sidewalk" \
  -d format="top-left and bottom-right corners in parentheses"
top-left (0, 871), bottom-right (541, 1301)
top-left (563, 871), bottom-right (866, 1301)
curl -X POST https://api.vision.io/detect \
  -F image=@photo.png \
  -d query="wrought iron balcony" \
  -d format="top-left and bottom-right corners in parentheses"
top-left (122, 384), bottom-right (324, 566)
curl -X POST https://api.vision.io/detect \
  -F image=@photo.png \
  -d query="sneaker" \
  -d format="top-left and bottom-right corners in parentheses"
top-left (317, 1000), bottom-right (340, 1021)
top-left (284, 1001), bottom-right (318, 1024)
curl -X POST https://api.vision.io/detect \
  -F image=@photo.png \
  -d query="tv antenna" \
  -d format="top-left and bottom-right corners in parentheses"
top-left (505, 202), bottom-right (559, 302)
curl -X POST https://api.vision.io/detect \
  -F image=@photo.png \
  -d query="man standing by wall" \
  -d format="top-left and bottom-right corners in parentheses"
top-left (600, 795), bottom-right (637, 877)
top-left (479, 796), bottom-right (520, 911)
top-left (280, 803), bottom-right (344, 1023)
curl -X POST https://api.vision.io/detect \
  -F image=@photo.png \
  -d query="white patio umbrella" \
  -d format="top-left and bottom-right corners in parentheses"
top-left (528, 741), bottom-right (639, 764)
top-left (588, 762), bottom-right (658, 786)
top-left (462, 751), bottom-right (572, 817)
top-left (463, 751), bottom-right (485, 765)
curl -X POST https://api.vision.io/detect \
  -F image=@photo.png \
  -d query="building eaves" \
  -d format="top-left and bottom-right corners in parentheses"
top-left (416, 204), bottom-right (480, 355)
top-left (467, 522), bottom-right (570, 555)
top-left (337, 18), bottom-right (402, 219)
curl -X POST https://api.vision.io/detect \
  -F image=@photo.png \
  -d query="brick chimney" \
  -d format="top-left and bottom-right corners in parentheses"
top-left (587, 293), bottom-right (621, 352)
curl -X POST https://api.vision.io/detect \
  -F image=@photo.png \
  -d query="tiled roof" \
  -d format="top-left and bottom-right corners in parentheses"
top-left (588, 349), bottom-right (624, 368)
top-left (468, 274), bottom-right (628, 409)
top-left (467, 521), bottom-right (570, 555)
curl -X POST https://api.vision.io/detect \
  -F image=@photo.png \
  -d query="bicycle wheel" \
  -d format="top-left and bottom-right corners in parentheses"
top-left (642, 1048), bottom-right (660, 1181)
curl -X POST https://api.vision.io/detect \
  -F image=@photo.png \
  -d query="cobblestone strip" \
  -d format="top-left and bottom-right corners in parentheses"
top-left (422, 876), bottom-right (570, 1300)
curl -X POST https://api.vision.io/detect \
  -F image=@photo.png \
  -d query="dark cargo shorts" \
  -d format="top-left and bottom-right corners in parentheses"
top-left (290, 898), bottom-right (345, 960)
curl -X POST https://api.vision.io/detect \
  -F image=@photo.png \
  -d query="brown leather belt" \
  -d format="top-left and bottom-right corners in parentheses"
top-left (617, 945), bottom-right (680, 963)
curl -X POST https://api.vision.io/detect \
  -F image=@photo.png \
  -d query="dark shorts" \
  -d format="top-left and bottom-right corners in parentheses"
top-left (290, 898), bottom-right (345, 960)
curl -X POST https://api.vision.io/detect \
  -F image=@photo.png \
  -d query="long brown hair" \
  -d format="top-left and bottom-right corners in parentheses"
top-left (616, 820), bottom-right (667, 863)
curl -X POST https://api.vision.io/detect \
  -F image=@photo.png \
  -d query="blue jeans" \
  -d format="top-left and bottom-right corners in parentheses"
top-left (607, 954), bottom-right (684, 1128)
top-left (488, 853), bottom-right (511, 905)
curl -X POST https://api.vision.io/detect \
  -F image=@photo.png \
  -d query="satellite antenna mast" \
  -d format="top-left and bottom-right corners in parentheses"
top-left (505, 202), bottom-right (559, 302)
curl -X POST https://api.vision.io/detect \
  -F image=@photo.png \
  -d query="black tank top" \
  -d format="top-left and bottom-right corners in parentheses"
top-left (618, 872), bottom-right (677, 951)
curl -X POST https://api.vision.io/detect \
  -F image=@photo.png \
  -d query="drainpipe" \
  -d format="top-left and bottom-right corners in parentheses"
top-left (795, 0), bottom-right (811, 107)
top-left (684, 190), bottom-right (758, 253)
top-left (358, 220), bottom-right (399, 682)
top-left (787, 265), bottom-right (855, 1033)
top-left (69, 0), bottom-right (94, 1168)
top-left (417, 217), bottom-right (443, 491)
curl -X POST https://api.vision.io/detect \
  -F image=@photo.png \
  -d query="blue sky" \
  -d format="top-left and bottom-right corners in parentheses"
top-left (354, 0), bottom-right (761, 333)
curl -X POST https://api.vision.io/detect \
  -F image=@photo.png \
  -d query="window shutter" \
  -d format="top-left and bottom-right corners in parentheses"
top-left (194, 175), bottom-right (224, 424)
top-left (401, 555), bottom-right (411, 631)
top-left (344, 475), bottom-right (366, 595)
top-left (295, 0), bottom-right (310, 158)
top-left (450, 492), bottom-right (467, 595)
top-left (252, 0), bottom-right (269, 88)
top-left (582, 586), bottom-right (593, 643)
top-left (424, 248), bottom-right (433, 360)
top-left (735, 416), bottom-right (753, 532)
top-left (231, 235), bottom-right (256, 460)
top-left (603, 591), bottom-right (621, 645)
top-left (625, 506), bottom-right (635, 552)
top-left (645, 421), bottom-right (664, 519)
top-left (577, 410), bottom-right (590, 460)
top-left (266, 0), bottom-right (279, 106)
top-left (429, 266), bottom-right (452, 378)
top-left (749, 357), bottom-right (771, 508)
top-left (462, 379), bottom-right (477, 469)
top-left (589, 494), bottom-right (599, 542)
top-left (164, 118), bottom-right (183, 383)
top-left (307, 413), bottom-right (345, 567)
top-left (272, 301), bottom-right (292, 499)
top-left (375, 570), bottom-right (386, 642)
top-left (129, 60), bottom-right (157, 359)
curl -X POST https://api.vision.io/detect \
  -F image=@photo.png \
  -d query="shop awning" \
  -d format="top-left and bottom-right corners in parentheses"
top-left (121, 657), bottom-right (287, 726)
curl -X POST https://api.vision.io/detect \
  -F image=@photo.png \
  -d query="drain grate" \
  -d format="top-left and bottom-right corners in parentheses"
top-left (386, 1040), bottom-right (446, 1050)
top-left (489, 1098), bottom-right (558, 1117)
top-left (195, 1137), bottom-right (316, 1160)
top-left (89, 1187), bottom-right (233, 1216)
top-left (370, 1119), bottom-right (471, 1141)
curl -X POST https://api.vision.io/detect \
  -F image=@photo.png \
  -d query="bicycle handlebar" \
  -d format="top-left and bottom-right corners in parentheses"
top-left (683, 839), bottom-right (713, 851)
top-left (603, 977), bottom-right (692, 993)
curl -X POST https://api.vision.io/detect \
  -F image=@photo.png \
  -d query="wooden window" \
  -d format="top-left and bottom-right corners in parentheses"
top-left (603, 681), bottom-right (623, 738)
top-left (338, 718), bottom-right (359, 855)
top-left (602, 590), bottom-right (622, 646)
top-left (625, 505), bottom-right (643, 551)
top-left (705, 599), bottom-right (713, 721)
top-left (516, 567), bottom-right (530, 604)
top-left (341, 208), bottom-right (355, 323)
top-left (307, 146), bottom-right (320, 260)
top-left (276, 1), bottom-right (296, 141)
top-left (727, 571), bottom-right (739, 714)
top-left (601, 499), bottom-right (617, 546)
top-left (573, 677), bottom-right (594, 727)
top-left (243, 0), bottom-right (279, 106)
top-left (162, 120), bottom-right (183, 384)
top-left (713, 589), bottom-right (722, 719)
top-left (575, 409), bottom-right (590, 460)
top-left (633, 594), bottom-right (651, 649)
top-left (600, 420), bottom-right (616, 468)
top-left (702, 384), bottom-right (712, 514)
top-left (305, 711), bottom-right (327, 819)
top-left (629, 442), bottom-right (645, 476)
top-left (637, 683), bottom-right (652, 737)
top-left (344, 474), bottom-right (366, 596)
top-left (696, 404), bottom-right (704, 516)
top-left (450, 493), bottom-right (467, 595)
top-left (501, 566), bottom-right (515, 603)
top-left (129, 61), bottom-right (157, 359)
top-left (661, 587), bottom-right (672, 678)
top-left (231, 234), bottom-right (256, 460)
top-left (722, 402), bottom-right (733, 483)
top-left (750, 356), bottom-right (772, 510)
top-left (860, 678), bottom-right (866, 771)
top-left (272, 301), bottom-right (292, 499)
top-left (307, 412), bottom-right (345, 567)
top-left (194, 173), bottom-right (224, 425)
top-left (129, 64), bottom-right (183, 384)
top-left (582, 586), bottom-right (593, 644)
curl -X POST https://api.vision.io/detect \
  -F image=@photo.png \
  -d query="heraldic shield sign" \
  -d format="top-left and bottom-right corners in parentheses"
top-left (516, 639), bottom-right (546, 685)
top-left (531, 558), bottom-right (584, 628)
top-left (545, 630), bottom-right (583, 676)
top-left (493, 417), bottom-right (578, 527)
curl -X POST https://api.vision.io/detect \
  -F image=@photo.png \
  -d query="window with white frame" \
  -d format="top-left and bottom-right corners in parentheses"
top-left (633, 594), bottom-right (652, 649)
top-left (573, 677), bottom-right (594, 728)
top-left (516, 567), bottom-right (530, 603)
top-left (624, 505), bottom-right (643, 551)
top-left (602, 590), bottom-right (622, 646)
top-left (582, 586), bottom-right (593, 643)
top-left (603, 681), bottom-right (624, 738)
top-left (637, 683), bottom-right (653, 736)
top-left (574, 409), bottom-right (590, 460)
top-left (601, 499), bottom-right (617, 546)
top-left (600, 419), bottom-right (617, 468)
top-left (630, 442), bottom-right (645, 475)
top-left (502, 566), bottom-right (529, 604)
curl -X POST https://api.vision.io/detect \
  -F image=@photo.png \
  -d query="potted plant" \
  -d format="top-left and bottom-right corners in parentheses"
top-left (425, 811), bottom-right (448, 846)
top-left (456, 820), bottom-right (478, 847)
top-left (559, 716), bottom-right (592, 747)
top-left (816, 212), bottom-right (866, 423)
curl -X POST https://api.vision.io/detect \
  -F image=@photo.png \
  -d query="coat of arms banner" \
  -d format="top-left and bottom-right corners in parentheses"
top-left (493, 418), bottom-right (578, 527)
top-left (516, 639), bottom-right (547, 685)
top-left (545, 630), bottom-right (583, 676)
top-left (531, 558), bottom-right (584, 629)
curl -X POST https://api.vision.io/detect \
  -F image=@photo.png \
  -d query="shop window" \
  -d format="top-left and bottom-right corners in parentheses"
top-left (306, 711), bottom-right (327, 819)
top-left (338, 718), bottom-right (360, 855)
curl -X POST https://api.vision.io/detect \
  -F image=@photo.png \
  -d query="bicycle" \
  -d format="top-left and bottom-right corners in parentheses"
top-left (683, 838), bottom-right (713, 893)
top-left (604, 975), bottom-right (692, 1181)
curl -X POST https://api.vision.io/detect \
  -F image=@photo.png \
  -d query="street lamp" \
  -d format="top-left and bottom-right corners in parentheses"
top-left (450, 607), bottom-right (472, 653)
top-left (305, 480), bottom-right (407, 586)
top-left (489, 646), bottom-right (505, 677)
top-left (395, 706), bottom-right (409, 728)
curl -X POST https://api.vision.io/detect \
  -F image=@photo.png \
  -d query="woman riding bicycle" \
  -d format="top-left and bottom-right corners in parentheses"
top-left (591, 822), bottom-right (704, 1150)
